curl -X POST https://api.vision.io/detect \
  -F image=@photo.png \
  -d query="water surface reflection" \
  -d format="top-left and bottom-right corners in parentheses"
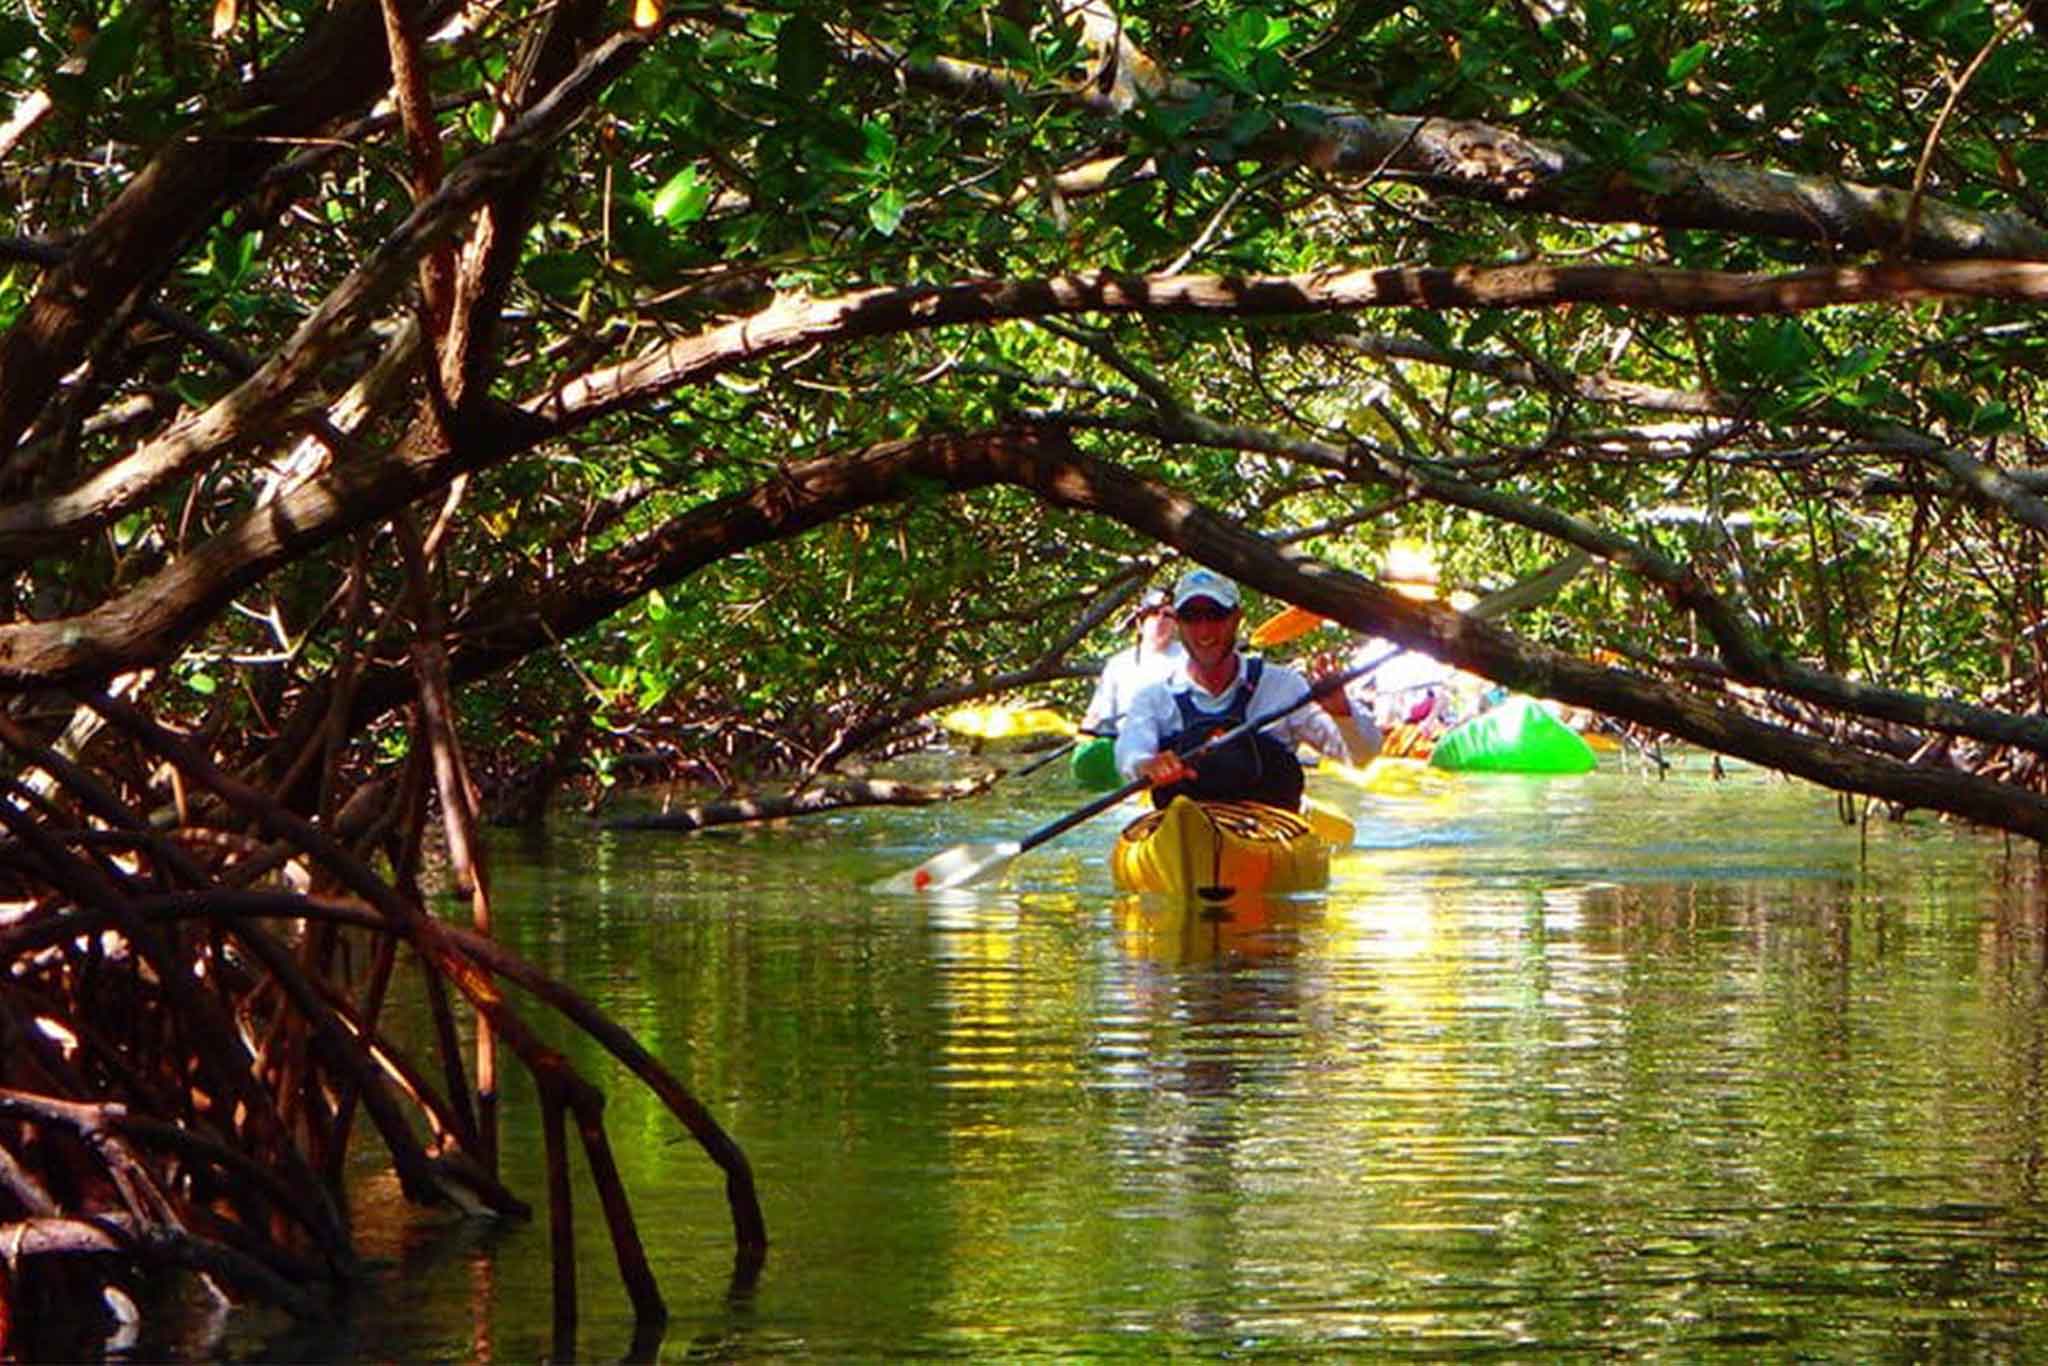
top-left (228, 758), bottom-right (2048, 1359)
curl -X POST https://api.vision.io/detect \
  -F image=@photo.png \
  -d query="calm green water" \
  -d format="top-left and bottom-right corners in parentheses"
top-left (234, 751), bottom-right (2048, 1360)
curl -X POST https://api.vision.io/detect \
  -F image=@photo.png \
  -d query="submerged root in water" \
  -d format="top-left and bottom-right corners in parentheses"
top-left (0, 690), bottom-right (764, 1359)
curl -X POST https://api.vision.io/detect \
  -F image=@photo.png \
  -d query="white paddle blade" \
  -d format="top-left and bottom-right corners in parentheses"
top-left (1469, 549), bottom-right (1592, 621)
top-left (873, 840), bottom-right (1023, 894)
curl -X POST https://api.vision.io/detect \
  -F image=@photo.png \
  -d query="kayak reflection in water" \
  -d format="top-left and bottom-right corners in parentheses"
top-left (1115, 568), bottom-right (1381, 811)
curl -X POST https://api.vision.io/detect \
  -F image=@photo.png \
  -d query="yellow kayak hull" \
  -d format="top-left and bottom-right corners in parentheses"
top-left (1303, 794), bottom-right (1357, 849)
top-left (940, 704), bottom-right (1073, 742)
top-left (1111, 797), bottom-right (1336, 897)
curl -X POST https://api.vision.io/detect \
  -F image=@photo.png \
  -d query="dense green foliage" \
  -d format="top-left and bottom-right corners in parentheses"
top-left (5, 0), bottom-right (2048, 814)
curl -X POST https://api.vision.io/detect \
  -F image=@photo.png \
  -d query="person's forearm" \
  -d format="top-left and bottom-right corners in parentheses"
top-left (1114, 727), bottom-right (1152, 781)
top-left (1332, 713), bottom-right (1381, 765)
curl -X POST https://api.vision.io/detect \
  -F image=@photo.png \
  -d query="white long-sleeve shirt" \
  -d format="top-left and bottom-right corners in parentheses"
top-left (1114, 653), bottom-right (1379, 782)
top-left (1081, 641), bottom-right (1186, 735)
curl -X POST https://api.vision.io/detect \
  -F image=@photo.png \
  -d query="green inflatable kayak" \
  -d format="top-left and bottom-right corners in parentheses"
top-left (1427, 696), bottom-right (1598, 774)
top-left (1070, 735), bottom-right (1122, 790)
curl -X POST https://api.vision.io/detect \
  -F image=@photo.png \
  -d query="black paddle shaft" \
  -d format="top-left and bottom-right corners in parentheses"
top-left (1010, 735), bottom-right (1079, 779)
top-left (1003, 709), bottom-right (1121, 782)
top-left (1012, 650), bottom-right (1392, 857)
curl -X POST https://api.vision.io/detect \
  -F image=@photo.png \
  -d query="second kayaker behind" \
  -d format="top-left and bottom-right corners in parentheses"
top-left (1080, 586), bottom-right (1185, 739)
top-left (1116, 568), bottom-right (1381, 810)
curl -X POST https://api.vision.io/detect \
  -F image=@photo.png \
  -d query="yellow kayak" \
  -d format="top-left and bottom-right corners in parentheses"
top-left (940, 704), bottom-right (1074, 747)
top-left (1111, 797), bottom-right (1343, 898)
top-left (1317, 754), bottom-right (1453, 796)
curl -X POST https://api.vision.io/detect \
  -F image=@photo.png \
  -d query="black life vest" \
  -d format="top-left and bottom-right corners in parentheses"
top-left (1151, 657), bottom-right (1304, 810)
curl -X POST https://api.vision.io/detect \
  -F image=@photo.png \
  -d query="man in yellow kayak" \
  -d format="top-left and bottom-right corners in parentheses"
top-left (1115, 569), bottom-right (1381, 810)
top-left (1079, 587), bottom-right (1185, 739)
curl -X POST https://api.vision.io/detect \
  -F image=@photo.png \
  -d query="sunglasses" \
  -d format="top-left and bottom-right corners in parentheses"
top-left (1176, 603), bottom-right (1235, 623)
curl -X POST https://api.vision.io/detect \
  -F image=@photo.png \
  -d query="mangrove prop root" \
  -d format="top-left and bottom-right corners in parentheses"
top-left (603, 773), bottom-right (999, 831)
top-left (0, 689), bottom-right (765, 1353)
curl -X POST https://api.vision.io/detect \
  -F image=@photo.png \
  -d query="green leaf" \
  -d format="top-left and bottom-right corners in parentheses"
top-left (526, 250), bottom-right (597, 297)
top-left (1462, 312), bottom-right (1509, 348)
top-left (1747, 319), bottom-right (1812, 379)
top-left (1226, 106), bottom-right (1274, 146)
top-left (1926, 388), bottom-right (1974, 427)
top-left (79, 6), bottom-right (145, 100)
top-left (1666, 40), bottom-right (1711, 84)
top-left (1585, 0), bottom-right (1614, 51)
top-left (861, 119), bottom-right (897, 171)
top-left (1833, 345), bottom-right (1883, 384)
top-left (775, 14), bottom-right (828, 97)
top-left (809, 113), bottom-right (866, 164)
top-left (1406, 309), bottom-right (1453, 350)
top-left (651, 166), bottom-right (712, 224)
top-left (1256, 14), bottom-right (1292, 51)
top-left (1208, 20), bottom-right (1250, 69)
top-left (0, 267), bottom-right (23, 330)
top-left (868, 187), bottom-right (907, 236)
top-left (990, 15), bottom-right (1036, 65)
top-left (1971, 400), bottom-right (2016, 435)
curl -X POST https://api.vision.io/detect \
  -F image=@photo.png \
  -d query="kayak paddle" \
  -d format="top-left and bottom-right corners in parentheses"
top-left (1248, 601), bottom-right (1329, 648)
top-left (879, 660), bottom-right (1385, 893)
top-left (1009, 734), bottom-right (1080, 778)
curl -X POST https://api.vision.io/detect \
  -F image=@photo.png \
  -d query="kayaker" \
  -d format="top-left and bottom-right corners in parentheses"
top-left (1116, 568), bottom-right (1380, 810)
top-left (1079, 587), bottom-right (1186, 738)
top-left (1350, 538), bottom-right (1455, 731)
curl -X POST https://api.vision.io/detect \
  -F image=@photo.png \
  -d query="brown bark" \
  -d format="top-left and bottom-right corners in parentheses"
top-left (441, 0), bottom-right (613, 405)
top-left (0, 28), bottom-right (650, 561)
top-left (813, 663), bottom-right (1098, 771)
top-left (77, 691), bottom-right (767, 1256)
top-left (540, 260), bottom-right (2048, 429)
top-left (376, 0), bottom-right (455, 331)
top-left (14, 253), bottom-right (2048, 691)
top-left (540, 1084), bottom-right (577, 1354)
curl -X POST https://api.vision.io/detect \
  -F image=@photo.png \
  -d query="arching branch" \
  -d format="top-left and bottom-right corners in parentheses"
top-left (10, 257), bottom-right (2048, 690)
top-left (300, 423), bottom-right (2048, 842)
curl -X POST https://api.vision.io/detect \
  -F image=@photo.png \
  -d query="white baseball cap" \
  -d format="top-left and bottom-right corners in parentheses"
top-left (1172, 568), bottom-right (1241, 613)
top-left (1125, 587), bottom-right (1173, 624)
